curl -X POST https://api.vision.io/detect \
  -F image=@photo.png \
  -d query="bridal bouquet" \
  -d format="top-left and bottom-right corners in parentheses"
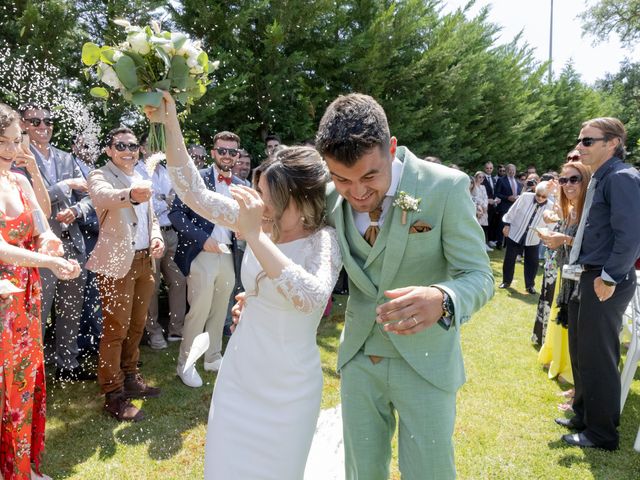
top-left (81, 19), bottom-right (218, 152)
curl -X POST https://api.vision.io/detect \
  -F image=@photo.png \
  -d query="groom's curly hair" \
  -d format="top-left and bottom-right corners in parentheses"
top-left (315, 93), bottom-right (390, 167)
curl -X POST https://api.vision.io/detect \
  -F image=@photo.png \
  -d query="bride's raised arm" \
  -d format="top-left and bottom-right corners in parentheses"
top-left (144, 93), bottom-right (239, 230)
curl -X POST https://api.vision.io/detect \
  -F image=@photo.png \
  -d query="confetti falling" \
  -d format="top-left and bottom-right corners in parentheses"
top-left (0, 47), bottom-right (102, 159)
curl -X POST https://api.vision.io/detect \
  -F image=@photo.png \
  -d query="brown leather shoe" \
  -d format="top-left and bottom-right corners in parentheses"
top-left (104, 391), bottom-right (144, 422)
top-left (123, 373), bottom-right (161, 399)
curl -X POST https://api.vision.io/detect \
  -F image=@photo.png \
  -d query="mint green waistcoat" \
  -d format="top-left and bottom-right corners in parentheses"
top-left (343, 202), bottom-right (400, 358)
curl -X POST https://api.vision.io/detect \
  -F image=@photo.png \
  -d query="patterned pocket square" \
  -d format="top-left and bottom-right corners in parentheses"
top-left (409, 220), bottom-right (432, 234)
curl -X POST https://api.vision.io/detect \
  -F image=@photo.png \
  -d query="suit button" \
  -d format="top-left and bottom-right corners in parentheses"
top-left (132, 223), bottom-right (137, 227)
top-left (131, 241), bottom-right (135, 245)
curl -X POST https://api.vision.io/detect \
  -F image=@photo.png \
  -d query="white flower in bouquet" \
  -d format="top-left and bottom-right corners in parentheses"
top-left (97, 62), bottom-right (123, 90)
top-left (113, 19), bottom-right (131, 29)
top-left (159, 42), bottom-right (175, 57)
top-left (83, 19), bottom-right (218, 152)
top-left (128, 31), bottom-right (151, 55)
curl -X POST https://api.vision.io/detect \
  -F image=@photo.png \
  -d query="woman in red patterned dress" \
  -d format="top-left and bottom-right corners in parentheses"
top-left (0, 104), bottom-right (80, 480)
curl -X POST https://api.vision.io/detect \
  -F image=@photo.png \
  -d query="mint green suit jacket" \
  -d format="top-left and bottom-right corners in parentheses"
top-left (326, 146), bottom-right (494, 393)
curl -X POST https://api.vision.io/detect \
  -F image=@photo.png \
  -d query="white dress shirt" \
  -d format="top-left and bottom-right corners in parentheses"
top-left (353, 158), bottom-right (404, 235)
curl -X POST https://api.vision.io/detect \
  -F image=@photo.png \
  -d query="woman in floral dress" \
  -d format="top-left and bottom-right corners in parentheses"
top-left (0, 104), bottom-right (79, 480)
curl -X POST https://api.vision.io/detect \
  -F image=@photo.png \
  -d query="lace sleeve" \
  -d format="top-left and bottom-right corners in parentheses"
top-left (272, 227), bottom-right (343, 313)
top-left (167, 163), bottom-right (239, 229)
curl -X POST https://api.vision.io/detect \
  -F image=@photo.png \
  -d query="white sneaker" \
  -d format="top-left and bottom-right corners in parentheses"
top-left (204, 358), bottom-right (223, 372)
top-left (177, 363), bottom-right (203, 388)
top-left (485, 244), bottom-right (494, 252)
top-left (148, 333), bottom-right (168, 350)
top-left (488, 241), bottom-right (497, 248)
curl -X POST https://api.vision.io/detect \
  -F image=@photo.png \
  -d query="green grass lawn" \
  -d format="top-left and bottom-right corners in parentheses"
top-left (44, 251), bottom-right (640, 479)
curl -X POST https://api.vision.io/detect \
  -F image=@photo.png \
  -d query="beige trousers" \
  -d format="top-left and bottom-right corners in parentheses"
top-left (146, 228), bottom-right (187, 337)
top-left (178, 250), bottom-right (235, 365)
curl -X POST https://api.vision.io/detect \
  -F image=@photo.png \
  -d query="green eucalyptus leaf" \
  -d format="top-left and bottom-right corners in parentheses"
top-left (172, 34), bottom-right (187, 51)
top-left (131, 91), bottom-right (163, 107)
top-left (175, 92), bottom-right (189, 105)
top-left (90, 87), bottom-right (109, 99)
top-left (155, 47), bottom-right (172, 69)
top-left (153, 79), bottom-right (171, 91)
top-left (168, 56), bottom-right (189, 90)
top-left (100, 47), bottom-right (116, 64)
top-left (124, 51), bottom-right (146, 67)
top-left (114, 55), bottom-right (139, 90)
top-left (81, 42), bottom-right (101, 66)
top-left (197, 51), bottom-right (208, 66)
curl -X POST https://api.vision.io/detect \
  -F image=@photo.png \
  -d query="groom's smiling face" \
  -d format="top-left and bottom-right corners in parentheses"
top-left (326, 138), bottom-right (396, 213)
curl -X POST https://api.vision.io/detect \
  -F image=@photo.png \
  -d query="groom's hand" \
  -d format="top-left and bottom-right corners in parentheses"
top-left (375, 286), bottom-right (444, 335)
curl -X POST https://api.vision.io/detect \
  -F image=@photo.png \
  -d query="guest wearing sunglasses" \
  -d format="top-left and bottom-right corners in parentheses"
top-left (535, 161), bottom-right (590, 385)
top-left (187, 143), bottom-right (208, 169)
top-left (86, 127), bottom-right (165, 421)
top-left (557, 118), bottom-right (640, 451)
top-left (499, 182), bottom-right (553, 294)
top-left (169, 131), bottom-right (244, 387)
top-left (19, 102), bottom-right (95, 382)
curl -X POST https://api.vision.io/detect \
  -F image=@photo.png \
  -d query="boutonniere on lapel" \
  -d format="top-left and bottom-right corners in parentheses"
top-left (393, 191), bottom-right (421, 225)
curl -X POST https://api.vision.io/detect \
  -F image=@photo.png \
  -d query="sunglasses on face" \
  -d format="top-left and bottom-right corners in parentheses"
top-left (535, 193), bottom-right (547, 200)
top-left (566, 155), bottom-right (580, 162)
top-left (112, 142), bottom-right (140, 152)
top-left (558, 175), bottom-right (582, 186)
top-left (576, 137), bottom-right (606, 147)
top-left (24, 117), bottom-right (54, 127)
top-left (191, 154), bottom-right (207, 161)
top-left (215, 147), bottom-right (240, 157)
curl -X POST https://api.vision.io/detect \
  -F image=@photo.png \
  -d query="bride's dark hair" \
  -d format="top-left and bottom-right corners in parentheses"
top-left (253, 146), bottom-right (329, 242)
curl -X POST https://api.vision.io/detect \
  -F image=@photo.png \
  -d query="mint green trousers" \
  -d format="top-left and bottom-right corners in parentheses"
top-left (341, 351), bottom-right (457, 480)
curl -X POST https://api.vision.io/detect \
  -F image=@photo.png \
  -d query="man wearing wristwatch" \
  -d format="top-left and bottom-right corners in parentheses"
top-left (318, 94), bottom-right (494, 480)
top-left (559, 117), bottom-right (640, 451)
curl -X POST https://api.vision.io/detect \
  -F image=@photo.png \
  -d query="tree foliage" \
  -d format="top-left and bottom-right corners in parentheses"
top-left (0, 0), bottom-right (632, 171)
top-left (580, 0), bottom-right (640, 47)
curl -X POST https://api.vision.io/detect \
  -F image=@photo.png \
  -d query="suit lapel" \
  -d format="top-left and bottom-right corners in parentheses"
top-left (31, 145), bottom-right (54, 186)
top-left (52, 147), bottom-right (64, 183)
top-left (378, 148), bottom-right (420, 288)
top-left (105, 161), bottom-right (133, 189)
top-left (331, 195), bottom-right (378, 298)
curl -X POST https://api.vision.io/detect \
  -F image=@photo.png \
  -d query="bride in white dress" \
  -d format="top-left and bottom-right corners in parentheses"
top-left (145, 93), bottom-right (342, 479)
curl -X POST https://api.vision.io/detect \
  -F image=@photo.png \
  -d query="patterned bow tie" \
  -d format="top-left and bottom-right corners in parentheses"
top-left (218, 174), bottom-right (232, 186)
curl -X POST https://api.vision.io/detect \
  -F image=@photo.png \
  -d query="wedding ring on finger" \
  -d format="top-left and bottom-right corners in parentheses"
top-left (409, 315), bottom-right (418, 327)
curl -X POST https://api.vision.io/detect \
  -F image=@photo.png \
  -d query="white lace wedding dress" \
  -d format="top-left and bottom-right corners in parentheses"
top-left (167, 161), bottom-right (342, 479)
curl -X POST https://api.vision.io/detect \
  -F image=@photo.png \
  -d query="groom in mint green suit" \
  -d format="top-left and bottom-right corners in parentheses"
top-left (316, 94), bottom-right (494, 479)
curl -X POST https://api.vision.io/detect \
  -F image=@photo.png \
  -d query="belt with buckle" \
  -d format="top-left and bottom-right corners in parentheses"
top-left (160, 225), bottom-right (173, 232)
top-left (134, 249), bottom-right (149, 259)
top-left (582, 264), bottom-right (603, 272)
